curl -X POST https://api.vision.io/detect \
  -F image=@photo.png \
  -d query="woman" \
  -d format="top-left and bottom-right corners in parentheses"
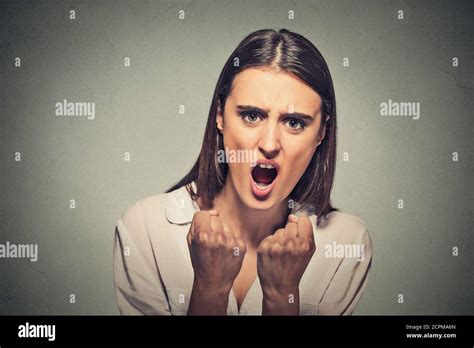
top-left (114, 28), bottom-right (372, 315)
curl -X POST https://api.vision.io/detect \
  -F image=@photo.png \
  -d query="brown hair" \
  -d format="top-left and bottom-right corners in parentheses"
top-left (167, 28), bottom-right (338, 225)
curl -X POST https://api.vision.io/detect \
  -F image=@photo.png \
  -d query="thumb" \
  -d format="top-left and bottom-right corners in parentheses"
top-left (288, 213), bottom-right (299, 223)
top-left (208, 209), bottom-right (219, 216)
top-left (296, 216), bottom-right (313, 239)
top-left (210, 215), bottom-right (224, 234)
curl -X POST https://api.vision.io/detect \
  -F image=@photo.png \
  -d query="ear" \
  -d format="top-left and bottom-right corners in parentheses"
top-left (216, 101), bottom-right (224, 134)
top-left (317, 123), bottom-right (326, 146)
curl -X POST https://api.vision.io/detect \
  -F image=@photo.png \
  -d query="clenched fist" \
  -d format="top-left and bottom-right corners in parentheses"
top-left (257, 214), bottom-right (316, 307)
top-left (187, 210), bottom-right (247, 295)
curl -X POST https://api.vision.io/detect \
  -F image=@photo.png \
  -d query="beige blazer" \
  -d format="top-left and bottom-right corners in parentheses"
top-left (113, 184), bottom-right (373, 315)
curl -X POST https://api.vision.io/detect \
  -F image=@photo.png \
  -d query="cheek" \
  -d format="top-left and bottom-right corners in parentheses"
top-left (222, 119), bottom-right (256, 182)
top-left (282, 136), bottom-right (318, 176)
top-left (223, 118), bottom-right (258, 149)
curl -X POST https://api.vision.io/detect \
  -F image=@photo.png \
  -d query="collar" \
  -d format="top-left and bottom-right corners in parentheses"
top-left (164, 181), bottom-right (318, 227)
top-left (165, 182), bottom-right (199, 225)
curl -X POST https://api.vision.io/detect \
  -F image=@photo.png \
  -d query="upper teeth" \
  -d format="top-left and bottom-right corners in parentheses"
top-left (258, 163), bottom-right (275, 169)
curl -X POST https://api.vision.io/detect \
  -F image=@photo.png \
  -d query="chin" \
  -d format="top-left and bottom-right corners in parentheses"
top-left (244, 197), bottom-right (277, 211)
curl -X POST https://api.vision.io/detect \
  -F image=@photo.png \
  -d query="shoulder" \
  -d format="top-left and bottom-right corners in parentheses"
top-left (114, 194), bottom-right (170, 254)
top-left (317, 211), bottom-right (372, 247)
top-left (119, 193), bottom-right (169, 229)
top-left (117, 184), bottom-right (196, 234)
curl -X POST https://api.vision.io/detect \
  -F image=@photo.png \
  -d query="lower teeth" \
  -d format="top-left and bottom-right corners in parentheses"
top-left (256, 182), bottom-right (271, 189)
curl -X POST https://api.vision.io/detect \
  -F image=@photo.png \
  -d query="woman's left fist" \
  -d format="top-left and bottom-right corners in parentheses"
top-left (257, 214), bottom-right (316, 298)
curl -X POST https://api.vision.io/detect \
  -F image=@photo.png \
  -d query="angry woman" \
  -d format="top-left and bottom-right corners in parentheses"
top-left (114, 28), bottom-right (373, 316)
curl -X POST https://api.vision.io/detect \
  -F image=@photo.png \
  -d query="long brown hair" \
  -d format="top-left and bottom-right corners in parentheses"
top-left (167, 28), bottom-right (338, 225)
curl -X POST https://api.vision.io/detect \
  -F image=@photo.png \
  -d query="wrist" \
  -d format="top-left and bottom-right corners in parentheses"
top-left (187, 277), bottom-right (231, 315)
top-left (262, 287), bottom-right (300, 315)
top-left (262, 286), bottom-right (299, 302)
top-left (192, 277), bottom-right (232, 299)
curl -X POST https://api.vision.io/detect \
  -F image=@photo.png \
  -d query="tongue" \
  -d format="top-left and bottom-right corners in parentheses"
top-left (252, 166), bottom-right (276, 185)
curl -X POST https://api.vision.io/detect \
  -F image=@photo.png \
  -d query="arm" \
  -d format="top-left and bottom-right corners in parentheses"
top-left (258, 214), bottom-right (316, 315)
top-left (186, 210), bottom-right (246, 315)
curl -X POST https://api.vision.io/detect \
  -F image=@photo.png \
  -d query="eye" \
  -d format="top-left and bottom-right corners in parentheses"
top-left (240, 111), bottom-right (263, 124)
top-left (284, 118), bottom-right (305, 130)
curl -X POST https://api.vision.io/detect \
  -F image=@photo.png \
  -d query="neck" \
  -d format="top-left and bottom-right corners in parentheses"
top-left (211, 177), bottom-right (290, 250)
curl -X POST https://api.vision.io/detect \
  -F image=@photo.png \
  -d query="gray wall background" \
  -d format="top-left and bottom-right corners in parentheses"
top-left (0, 0), bottom-right (472, 315)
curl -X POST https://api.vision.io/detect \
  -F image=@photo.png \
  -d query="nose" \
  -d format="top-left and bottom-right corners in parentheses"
top-left (258, 121), bottom-right (281, 158)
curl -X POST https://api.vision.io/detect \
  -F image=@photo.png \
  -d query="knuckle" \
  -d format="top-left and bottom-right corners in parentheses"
top-left (275, 228), bottom-right (285, 237)
top-left (287, 244), bottom-right (298, 255)
top-left (271, 242), bottom-right (283, 254)
top-left (258, 242), bottom-right (269, 254)
top-left (193, 211), bottom-right (205, 223)
top-left (209, 217), bottom-right (222, 233)
top-left (285, 237), bottom-right (296, 247)
top-left (216, 233), bottom-right (226, 245)
top-left (223, 222), bottom-right (234, 235)
top-left (198, 232), bottom-right (209, 244)
top-left (237, 239), bottom-right (247, 253)
top-left (300, 241), bottom-right (311, 253)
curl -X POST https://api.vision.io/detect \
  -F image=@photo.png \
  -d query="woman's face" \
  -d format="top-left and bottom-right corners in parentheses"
top-left (217, 66), bottom-right (325, 211)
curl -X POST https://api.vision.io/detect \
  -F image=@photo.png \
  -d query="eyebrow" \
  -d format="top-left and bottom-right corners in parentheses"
top-left (236, 105), bottom-right (315, 122)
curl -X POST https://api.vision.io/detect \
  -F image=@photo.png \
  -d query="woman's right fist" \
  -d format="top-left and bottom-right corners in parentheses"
top-left (187, 210), bottom-right (246, 294)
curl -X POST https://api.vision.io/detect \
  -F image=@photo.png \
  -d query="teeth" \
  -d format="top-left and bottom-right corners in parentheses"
top-left (258, 163), bottom-right (275, 169)
top-left (256, 182), bottom-right (271, 189)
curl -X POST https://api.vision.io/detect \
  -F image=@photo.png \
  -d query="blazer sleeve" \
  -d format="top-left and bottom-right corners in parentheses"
top-left (317, 225), bottom-right (373, 315)
top-left (113, 200), bottom-right (172, 315)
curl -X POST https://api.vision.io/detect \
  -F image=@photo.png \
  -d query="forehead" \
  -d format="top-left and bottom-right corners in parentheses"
top-left (228, 67), bottom-right (322, 113)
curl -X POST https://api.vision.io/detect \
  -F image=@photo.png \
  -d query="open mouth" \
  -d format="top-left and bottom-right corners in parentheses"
top-left (250, 162), bottom-right (279, 197)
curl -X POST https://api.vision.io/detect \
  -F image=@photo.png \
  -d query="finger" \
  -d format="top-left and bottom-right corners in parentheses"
top-left (284, 219), bottom-right (298, 240)
top-left (274, 228), bottom-right (286, 244)
top-left (208, 209), bottom-right (219, 216)
top-left (192, 211), bottom-right (210, 236)
top-left (296, 216), bottom-right (313, 239)
top-left (210, 216), bottom-right (225, 243)
top-left (221, 220), bottom-right (235, 238)
top-left (288, 213), bottom-right (299, 223)
top-left (270, 240), bottom-right (283, 255)
top-left (215, 229), bottom-right (226, 245)
top-left (286, 237), bottom-right (297, 251)
top-left (190, 211), bottom-right (203, 238)
top-left (198, 231), bottom-right (209, 244)
top-left (210, 215), bottom-right (223, 231)
top-left (257, 235), bottom-right (274, 253)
